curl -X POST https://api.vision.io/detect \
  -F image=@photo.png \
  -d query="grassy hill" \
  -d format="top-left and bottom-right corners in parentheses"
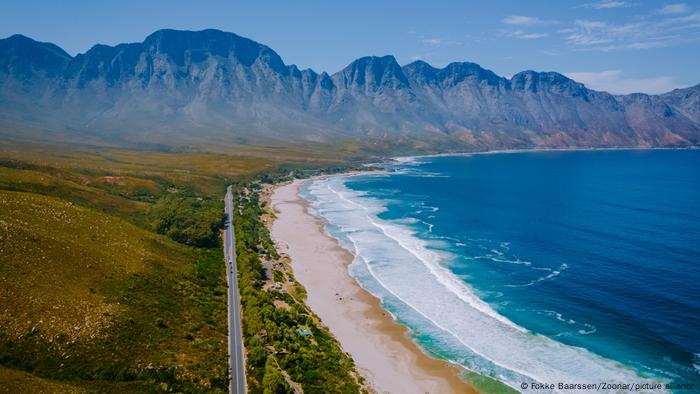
top-left (0, 141), bottom-right (362, 392)
top-left (0, 189), bottom-right (230, 390)
top-left (0, 146), bottom-right (254, 391)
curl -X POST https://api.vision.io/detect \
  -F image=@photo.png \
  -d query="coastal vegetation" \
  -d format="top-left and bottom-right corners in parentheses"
top-left (0, 141), bottom-right (365, 392)
top-left (232, 184), bottom-right (365, 393)
top-left (150, 193), bottom-right (224, 247)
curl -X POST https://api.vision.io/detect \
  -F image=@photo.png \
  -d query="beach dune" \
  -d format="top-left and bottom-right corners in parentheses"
top-left (269, 180), bottom-right (475, 394)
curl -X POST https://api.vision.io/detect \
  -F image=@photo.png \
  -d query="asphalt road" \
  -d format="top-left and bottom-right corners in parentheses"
top-left (224, 185), bottom-right (245, 394)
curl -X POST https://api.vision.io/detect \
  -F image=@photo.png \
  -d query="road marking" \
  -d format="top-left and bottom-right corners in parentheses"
top-left (225, 186), bottom-right (245, 394)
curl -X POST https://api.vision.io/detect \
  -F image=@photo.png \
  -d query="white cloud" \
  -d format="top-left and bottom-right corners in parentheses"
top-left (502, 15), bottom-right (546, 26)
top-left (659, 3), bottom-right (689, 14)
top-left (519, 32), bottom-right (549, 40)
top-left (585, 1), bottom-right (627, 9)
top-left (501, 16), bottom-right (554, 40)
top-left (421, 38), bottom-right (442, 45)
top-left (540, 49), bottom-right (563, 56)
top-left (564, 70), bottom-right (683, 94)
top-left (418, 36), bottom-right (462, 47)
top-left (508, 30), bottom-right (549, 40)
top-left (576, 20), bottom-right (607, 29)
top-left (564, 20), bottom-right (615, 46)
top-left (561, 11), bottom-right (700, 51)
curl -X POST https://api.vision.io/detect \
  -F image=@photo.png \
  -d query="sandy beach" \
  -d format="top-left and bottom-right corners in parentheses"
top-left (269, 180), bottom-right (476, 394)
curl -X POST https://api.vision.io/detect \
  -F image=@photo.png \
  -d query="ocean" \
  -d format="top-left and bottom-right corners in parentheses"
top-left (300, 149), bottom-right (700, 392)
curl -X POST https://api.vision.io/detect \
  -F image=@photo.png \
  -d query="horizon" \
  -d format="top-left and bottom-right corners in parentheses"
top-left (2, 0), bottom-right (699, 95)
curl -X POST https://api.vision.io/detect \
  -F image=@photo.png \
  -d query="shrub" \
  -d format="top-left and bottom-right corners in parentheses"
top-left (150, 193), bottom-right (224, 247)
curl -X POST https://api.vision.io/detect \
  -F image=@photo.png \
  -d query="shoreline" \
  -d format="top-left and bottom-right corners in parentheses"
top-left (389, 145), bottom-right (699, 164)
top-left (268, 180), bottom-right (476, 394)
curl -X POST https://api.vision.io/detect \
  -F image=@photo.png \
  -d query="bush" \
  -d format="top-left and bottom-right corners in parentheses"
top-left (150, 193), bottom-right (224, 247)
top-left (262, 358), bottom-right (291, 394)
top-left (234, 187), bottom-right (361, 394)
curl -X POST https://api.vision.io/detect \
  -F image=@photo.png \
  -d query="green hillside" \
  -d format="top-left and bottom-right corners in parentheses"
top-left (0, 144), bottom-right (362, 392)
top-left (0, 185), bottom-right (229, 391)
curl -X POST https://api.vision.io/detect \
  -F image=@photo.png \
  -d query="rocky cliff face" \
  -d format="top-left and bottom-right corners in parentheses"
top-left (1, 29), bottom-right (699, 150)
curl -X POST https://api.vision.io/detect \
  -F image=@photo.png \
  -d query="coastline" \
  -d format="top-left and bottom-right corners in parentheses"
top-left (389, 145), bottom-right (699, 164)
top-left (268, 179), bottom-right (476, 394)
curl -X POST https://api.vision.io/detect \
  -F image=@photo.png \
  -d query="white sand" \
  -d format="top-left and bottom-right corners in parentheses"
top-left (269, 180), bottom-right (474, 394)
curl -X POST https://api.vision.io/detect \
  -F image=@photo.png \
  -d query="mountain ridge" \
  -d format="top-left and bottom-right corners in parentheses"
top-left (1, 28), bottom-right (699, 152)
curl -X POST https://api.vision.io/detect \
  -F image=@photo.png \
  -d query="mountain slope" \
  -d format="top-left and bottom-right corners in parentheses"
top-left (1, 29), bottom-right (699, 151)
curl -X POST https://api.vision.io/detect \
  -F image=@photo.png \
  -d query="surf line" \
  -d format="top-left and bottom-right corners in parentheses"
top-left (313, 180), bottom-right (556, 389)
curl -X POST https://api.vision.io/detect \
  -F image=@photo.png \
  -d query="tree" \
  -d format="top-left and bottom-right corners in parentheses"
top-left (150, 194), bottom-right (224, 247)
top-left (262, 357), bottom-right (290, 394)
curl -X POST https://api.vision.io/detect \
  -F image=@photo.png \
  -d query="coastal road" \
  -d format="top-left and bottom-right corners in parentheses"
top-left (224, 185), bottom-right (246, 394)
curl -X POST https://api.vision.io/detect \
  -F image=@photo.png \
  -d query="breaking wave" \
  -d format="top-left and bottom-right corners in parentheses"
top-left (302, 175), bottom-right (662, 393)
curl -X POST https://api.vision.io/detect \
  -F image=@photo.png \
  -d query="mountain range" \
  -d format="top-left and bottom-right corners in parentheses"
top-left (1, 28), bottom-right (699, 152)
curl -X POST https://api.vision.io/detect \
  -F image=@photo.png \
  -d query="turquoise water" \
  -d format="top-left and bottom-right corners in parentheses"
top-left (300, 149), bottom-right (700, 392)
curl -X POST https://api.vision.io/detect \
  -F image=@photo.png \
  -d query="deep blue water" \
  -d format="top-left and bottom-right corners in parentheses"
top-left (302, 149), bottom-right (700, 391)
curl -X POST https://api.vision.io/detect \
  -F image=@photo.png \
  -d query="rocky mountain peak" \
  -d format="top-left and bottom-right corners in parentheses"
top-left (335, 55), bottom-right (409, 90)
top-left (510, 70), bottom-right (587, 96)
top-left (0, 34), bottom-right (71, 78)
top-left (141, 29), bottom-right (287, 72)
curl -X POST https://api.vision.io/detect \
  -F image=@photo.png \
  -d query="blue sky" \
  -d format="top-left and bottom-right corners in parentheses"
top-left (2, 0), bottom-right (699, 94)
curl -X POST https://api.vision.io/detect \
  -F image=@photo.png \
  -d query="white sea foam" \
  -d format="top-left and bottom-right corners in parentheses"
top-left (303, 176), bottom-right (665, 393)
top-left (392, 155), bottom-right (424, 165)
top-left (538, 310), bottom-right (599, 336)
top-left (579, 324), bottom-right (598, 335)
top-left (693, 354), bottom-right (700, 374)
top-left (416, 219), bottom-right (434, 232)
top-left (540, 310), bottom-right (576, 325)
top-left (505, 263), bottom-right (569, 287)
top-left (476, 255), bottom-right (534, 266)
top-left (394, 217), bottom-right (419, 224)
